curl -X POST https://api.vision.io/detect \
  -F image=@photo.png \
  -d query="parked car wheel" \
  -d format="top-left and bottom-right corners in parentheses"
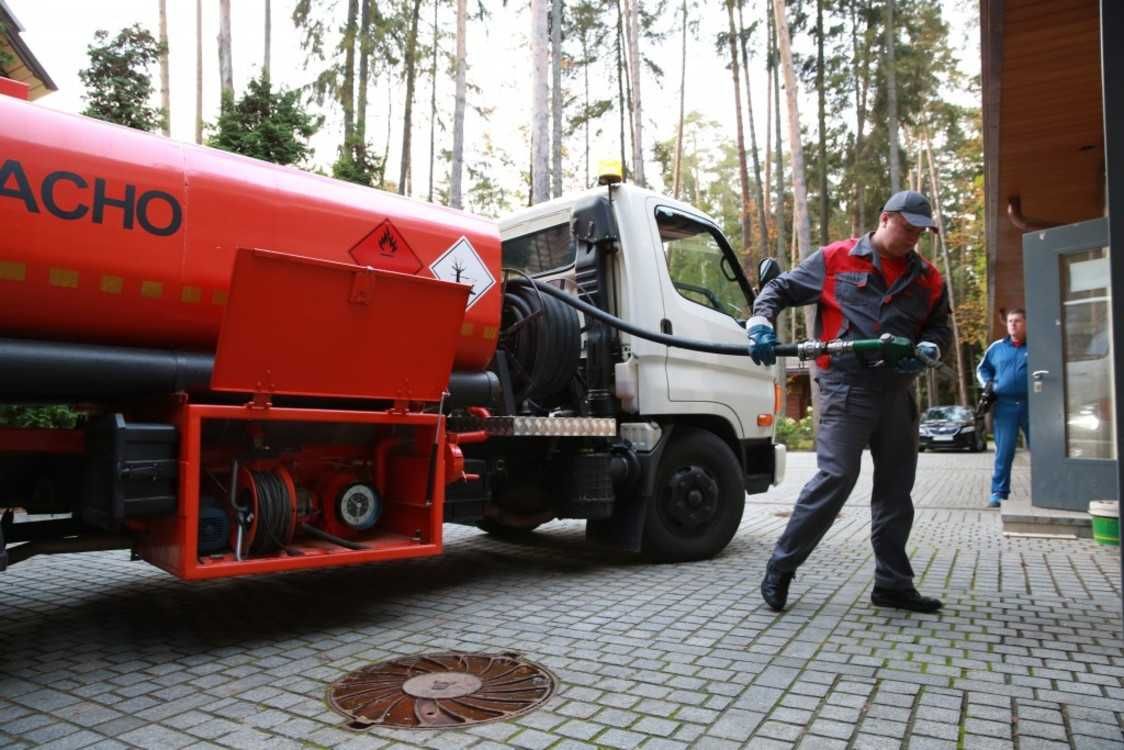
top-left (642, 427), bottom-right (744, 563)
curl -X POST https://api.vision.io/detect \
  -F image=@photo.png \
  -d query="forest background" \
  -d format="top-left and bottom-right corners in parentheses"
top-left (6, 0), bottom-right (988, 414)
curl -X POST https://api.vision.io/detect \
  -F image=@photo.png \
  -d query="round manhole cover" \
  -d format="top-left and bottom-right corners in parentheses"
top-left (327, 652), bottom-right (556, 729)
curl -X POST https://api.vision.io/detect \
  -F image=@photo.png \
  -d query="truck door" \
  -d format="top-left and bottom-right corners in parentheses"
top-left (651, 205), bottom-right (773, 434)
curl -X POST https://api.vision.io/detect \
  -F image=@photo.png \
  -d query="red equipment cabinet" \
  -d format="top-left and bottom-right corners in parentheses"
top-left (136, 249), bottom-right (473, 579)
top-left (0, 94), bottom-right (502, 371)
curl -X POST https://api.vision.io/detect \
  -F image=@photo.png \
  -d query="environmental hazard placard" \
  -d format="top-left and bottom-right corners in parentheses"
top-left (430, 237), bottom-right (495, 309)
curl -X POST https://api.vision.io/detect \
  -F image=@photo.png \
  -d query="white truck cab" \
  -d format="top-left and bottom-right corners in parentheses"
top-left (481, 183), bottom-right (786, 561)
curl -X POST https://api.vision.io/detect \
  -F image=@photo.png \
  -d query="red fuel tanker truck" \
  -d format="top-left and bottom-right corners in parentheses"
top-left (0, 84), bottom-right (785, 580)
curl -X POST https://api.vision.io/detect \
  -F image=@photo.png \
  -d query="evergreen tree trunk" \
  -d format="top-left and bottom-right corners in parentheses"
top-left (773, 0), bottom-right (811, 263)
top-left (616, 0), bottom-right (628, 179)
top-left (451, 0), bottom-right (467, 208)
top-left (383, 78), bottom-right (392, 174)
top-left (159, 0), bottom-right (170, 136)
top-left (551, 0), bottom-right (563, 198)
top-left (724, 0), bottom-right (753, 265)
top-left (850, 0), bottom-right (870, 234)
top-left (531, 0), bottom-right (550, 203)
top-left (195, 0), bottom-right (203, 143)
top-left (357, 0), bottom-right (372, 146)
top-left (583, 33), bottom-right (592, 187)
top-left (428, 0), bottom-right (438, 203)
top-left (218, 0), bottom-right (234, 107)
top-left (623, 0), bottom-right (645, 186)
top-left (264, 0), bottom-right (271, 80)
top-left (770, 10), bottom-right (785, 261)
top-left (341, 0), bottom-right (358, 151)
top-left (764, 6), bottom-right (772, 220)
top-left (884, 0), bottom-right (901, 192)
top-left (816, 0), bottom-right (828, 244)
top-left (737, 0), bottom-right (769, 264)
top-left (773, 0), bottom-right (819, 426)
top-left (924, 134), bottom-right (968, 406)
top-left (672, 0), bottom-right (686, 199)
top-left (399, 0), bottom-right (424, 195)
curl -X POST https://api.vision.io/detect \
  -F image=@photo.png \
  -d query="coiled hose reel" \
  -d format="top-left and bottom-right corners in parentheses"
top-left (228, 465), bottom-right (371, 559)
top-left (500, 279), bottom-right (582, 404)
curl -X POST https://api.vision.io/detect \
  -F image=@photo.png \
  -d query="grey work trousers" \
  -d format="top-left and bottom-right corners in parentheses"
top-left (769, 378), bottom-right (920, 591)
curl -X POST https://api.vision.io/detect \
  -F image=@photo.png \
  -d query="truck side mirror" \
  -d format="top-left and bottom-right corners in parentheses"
top-left (758, 258), bottom-right (781, 287)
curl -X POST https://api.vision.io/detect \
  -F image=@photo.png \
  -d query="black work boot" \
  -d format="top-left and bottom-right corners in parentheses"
top-left (871, 587), bottom-right (943, 613)
top-left (760, 561), bottom-right (794, 612)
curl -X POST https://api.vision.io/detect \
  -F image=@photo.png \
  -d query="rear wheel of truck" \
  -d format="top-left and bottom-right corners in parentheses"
top-left (643, 427), bottom-right (744, 563)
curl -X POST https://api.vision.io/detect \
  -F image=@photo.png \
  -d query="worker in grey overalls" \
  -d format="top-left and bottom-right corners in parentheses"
top-left (747, 191), bottom-right (951, 613)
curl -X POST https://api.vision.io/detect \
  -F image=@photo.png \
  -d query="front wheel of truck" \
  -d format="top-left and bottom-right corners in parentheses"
top-left (642, 427), bottom-right (745, 562)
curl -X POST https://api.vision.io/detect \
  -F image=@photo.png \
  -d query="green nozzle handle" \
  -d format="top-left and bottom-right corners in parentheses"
top-left (773, 335), bottom-right (915, 363)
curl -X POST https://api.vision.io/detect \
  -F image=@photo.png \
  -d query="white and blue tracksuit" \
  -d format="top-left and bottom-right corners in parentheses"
top-left (977, 337), bottom-right (1030, 499)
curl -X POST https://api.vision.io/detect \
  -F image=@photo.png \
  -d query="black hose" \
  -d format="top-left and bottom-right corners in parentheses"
top-left (300, 523), bottom-right (367, 550)
top-left (248, 470), bottom-right (292, 556)
top-left (501, 281), bottom-right (581, 402)
top-left (513, 277), bottom-right (755, 357)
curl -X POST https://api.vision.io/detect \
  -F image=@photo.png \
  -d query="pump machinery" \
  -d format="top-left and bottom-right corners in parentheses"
top-left (0, 83), bottom-right (787, 580)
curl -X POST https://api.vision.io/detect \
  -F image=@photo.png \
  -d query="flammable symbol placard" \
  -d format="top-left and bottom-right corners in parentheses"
top-left (348, 219), bottom-right (424, 275)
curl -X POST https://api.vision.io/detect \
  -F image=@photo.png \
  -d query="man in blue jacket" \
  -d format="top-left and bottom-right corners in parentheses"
top-left (977, 308), bottom-right (1030, 507)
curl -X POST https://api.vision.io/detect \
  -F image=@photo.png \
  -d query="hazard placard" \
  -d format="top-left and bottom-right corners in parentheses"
top-left (429, 237), bottom-right (495, 309)
top-left (348, 219), bottom-right (424, 275)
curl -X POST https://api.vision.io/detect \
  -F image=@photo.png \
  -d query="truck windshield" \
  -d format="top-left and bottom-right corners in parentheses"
top-left (657, 208), bottom-right (753, 321)
top-left (502, 222), bottom-right (575, 276)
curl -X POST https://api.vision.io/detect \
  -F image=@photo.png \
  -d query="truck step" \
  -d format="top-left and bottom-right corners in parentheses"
top-left (483, 416), bottom-right (617, 438)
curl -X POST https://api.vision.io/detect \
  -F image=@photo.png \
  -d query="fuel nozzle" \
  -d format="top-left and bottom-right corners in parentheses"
top-left (776, 333), bottom-right (918, 366)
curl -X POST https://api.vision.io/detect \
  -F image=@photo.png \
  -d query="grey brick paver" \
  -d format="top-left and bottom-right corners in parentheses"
top-left (117, 725), bottom-right (197, 750)
top-left (596, 727), bottom-right (648, 748)
top-left (0, 452), bottom-right (1119, 750)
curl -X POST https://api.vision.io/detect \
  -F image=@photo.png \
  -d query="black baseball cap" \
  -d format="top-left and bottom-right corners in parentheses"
top-left (882, 190), bottom-right (936, 230)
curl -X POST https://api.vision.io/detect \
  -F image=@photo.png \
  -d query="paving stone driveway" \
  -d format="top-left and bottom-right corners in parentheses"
top-left (1, 450), bottom-right (1121, 750)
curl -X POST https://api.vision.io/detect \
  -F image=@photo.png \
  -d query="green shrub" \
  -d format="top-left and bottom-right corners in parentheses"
top-left (0, 405), bottom-right (80, 429)
top-left (775, 408), bottom-right (814, 451)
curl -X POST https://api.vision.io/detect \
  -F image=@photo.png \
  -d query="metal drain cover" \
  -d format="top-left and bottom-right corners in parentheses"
top-left (327, 652), bottom-right (556, 729)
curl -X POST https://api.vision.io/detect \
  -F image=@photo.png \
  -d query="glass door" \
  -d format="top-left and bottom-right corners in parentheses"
top-left (1024, 218), bottom-right (1118, 510)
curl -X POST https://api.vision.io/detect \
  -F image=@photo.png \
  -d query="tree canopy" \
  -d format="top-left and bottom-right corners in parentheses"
top-left (79, 24), bottom-right (165, 132)
top-left (209, 75), bottom-right (322, 166)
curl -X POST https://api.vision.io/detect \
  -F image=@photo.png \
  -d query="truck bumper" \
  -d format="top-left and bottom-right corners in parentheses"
top-left (773, 444), bottom-right (787, 486)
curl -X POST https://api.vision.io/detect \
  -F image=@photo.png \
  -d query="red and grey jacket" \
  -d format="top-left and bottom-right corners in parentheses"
top-left (752, 234), bottom-right (951, 381)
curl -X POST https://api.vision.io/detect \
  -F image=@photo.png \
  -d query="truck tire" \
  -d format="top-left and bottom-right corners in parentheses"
top-left (642, 427), bottom-right (745, 563)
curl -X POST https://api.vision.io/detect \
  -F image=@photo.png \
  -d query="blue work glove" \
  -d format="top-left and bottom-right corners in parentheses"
top-left (745, 316), bottom-right (778, 367)
top-left (896, 341), bottom-right (940, 374)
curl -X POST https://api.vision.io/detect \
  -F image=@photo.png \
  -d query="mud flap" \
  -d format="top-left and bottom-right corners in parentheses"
top-left (585, 424), bottom-right (674, 552)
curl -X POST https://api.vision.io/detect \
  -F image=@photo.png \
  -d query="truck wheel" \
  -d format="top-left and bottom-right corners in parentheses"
top-left (642, 428), bottom-right (744, 563)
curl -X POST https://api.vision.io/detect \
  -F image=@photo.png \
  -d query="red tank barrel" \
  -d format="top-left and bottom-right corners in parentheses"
top-left (0, 95), bottom-right (502, 372)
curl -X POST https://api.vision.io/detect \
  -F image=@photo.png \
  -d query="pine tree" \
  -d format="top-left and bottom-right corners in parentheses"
top-left (218, 0), bottom-right (234, 107)
top-left (79, 25), bottom-right (165, 132)
top-left (450, 0), bottom-right (467, 207)
top-left (158, 0), bottom-right (170, 136)
top-left (208, 75), bottom-right (322, 166)
top-left (195, 0), bottom-right (204, 143)
top-left (531, 0), bottom-right (550, 203)
top-left (399, 0), bottom-right (426, 195)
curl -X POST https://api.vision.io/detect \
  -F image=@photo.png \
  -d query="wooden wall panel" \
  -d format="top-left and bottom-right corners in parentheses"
top-left (988, 0), bottom-right (1104, 335)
